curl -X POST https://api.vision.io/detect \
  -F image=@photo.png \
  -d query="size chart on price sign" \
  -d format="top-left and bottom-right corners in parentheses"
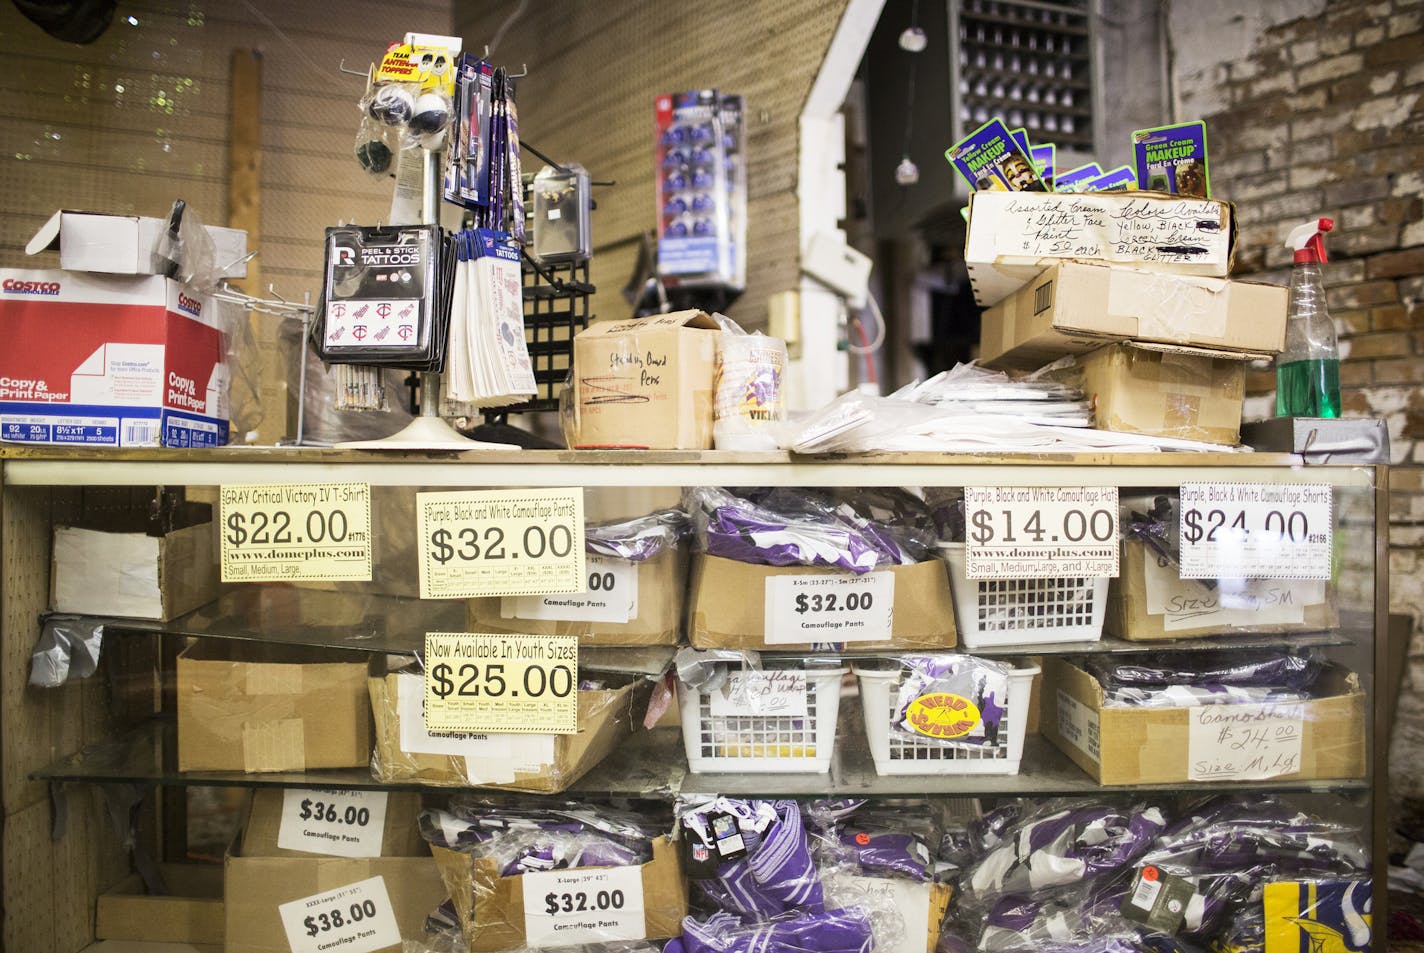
top-left (1178, 483), bottom-right (1333, 580)
top-left (417, 487), bottom-right (585, 598)
top-left (424, 632), bottom-right (579, 734)
top-left (964, 486), bottom-right (1119, 578)
top-left (219, 481), bottom-right (372, 582)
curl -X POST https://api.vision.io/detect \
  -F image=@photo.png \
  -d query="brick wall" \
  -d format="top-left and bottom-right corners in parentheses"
top-left (1172, 0), bottom-right (1424, 793)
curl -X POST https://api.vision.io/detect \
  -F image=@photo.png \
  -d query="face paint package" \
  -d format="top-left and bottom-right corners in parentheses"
top-left (946, 117), bottom-right (1049, 192)
top-left (1010, 127), bottom-right (1032, 156)
top-left (1031, 143), bottom-right (1057, 189)
top-left (1084, 165), bottom-right (1137, 192)
top-left (1133, 121), bottom-right (1210, 198)
top-left (1053, 162), bottom-right (1103, 193)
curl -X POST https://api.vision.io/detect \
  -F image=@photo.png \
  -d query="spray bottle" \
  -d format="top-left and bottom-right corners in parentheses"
top-left (1276, 218), bottom-right (1341, 418)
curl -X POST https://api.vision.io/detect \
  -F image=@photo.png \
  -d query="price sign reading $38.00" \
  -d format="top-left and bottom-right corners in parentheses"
top-left (964, 486), bottom-right (1119, 579)
top-left (219, 482), bottom-right (371, 582)
top-left (417, 488), bottom-right (585, 599)
top-left (1178, 483), bottom-right (1333, 580)
top-left (277, 876), bottom-right (400, 953)
top-left (423, 633), bottom-right (578, 734)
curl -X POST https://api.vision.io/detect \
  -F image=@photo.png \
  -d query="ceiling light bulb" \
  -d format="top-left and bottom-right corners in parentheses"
top-left (895, 156), bottom-right (920, 185)
top-left (899, 26), bottom-right (928, 52)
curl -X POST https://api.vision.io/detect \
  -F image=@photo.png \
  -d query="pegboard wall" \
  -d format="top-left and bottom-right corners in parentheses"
top-left (454, 0), bottom-right (854, 330)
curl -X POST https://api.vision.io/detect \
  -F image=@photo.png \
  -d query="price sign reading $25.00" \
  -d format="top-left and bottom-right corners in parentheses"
top-left (1178, 483), bottom-right (1333, 580)
top-left (220, 482), bottom-right (372, 582)
top-left (964, 486), bottom-right (1119, 579)
top-left (423, 633), bottom-right (578, 734)
top-left (417, 488), bottom-right (585, 598)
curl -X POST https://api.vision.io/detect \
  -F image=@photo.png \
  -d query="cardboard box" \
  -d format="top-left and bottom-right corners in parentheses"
top-left (965, 190), bottom-right (1235, 307)
top-left (240, 789), bottom-right (426, 859)
top-left (0, 269), bottom-right (229, 447)
top-left (368, 658), bottom-right (643, 792)
top-left (27, 209), bottom-right (248, 278)
top-left (52, 510), bottom-right (218, 621)
top-left (96, 864), bottom-right (224, 945)
top-left (688, 554), bottom-right (957, 650)
top-left (1108, 539), bottom-right (1340, 640)
top-left (177, 641), bottom-right (371, 773)
top-left (980, 262), bottom-right (1287, 370)
top-left (823, 874), bottom-right (952, 953)
top-left (467, 548), bottom-right (685, 646)
top-left (224, 843), bottom-right (446, 953)
top-left (1078, 341), bottom-right (1249, 445)
top-left (570, 310), bottom-right (719, 449)
top-left (1042, 656), bottom-right (1365, 786)
top-left (430, 837), bottom-right (686, 953)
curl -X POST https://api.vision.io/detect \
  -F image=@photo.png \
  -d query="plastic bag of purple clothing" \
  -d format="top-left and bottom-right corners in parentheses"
top-left (890, 655), bottom-right (1016, 750)
top-left (677, 798), bottom-right (826, 918)
top-left (1085, 650), bottom-right (1324, 691)
top-left (670, 906), bottom-right (876, 953)
top-left (585, 507), bottom-right (690, 562)
top-left (419, 800), bottom-right (660, 874)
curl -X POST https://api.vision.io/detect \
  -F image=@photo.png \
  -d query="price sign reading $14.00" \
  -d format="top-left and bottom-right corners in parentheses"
top-left (423, 633), bottom-right (578, 734)
top-left (219, 482), bottom-right (371, 582)
top-left (964, 486), bottom-right (1119, 579)
top-left (1178, 483), bottom-right (1333, 580)
top-left (277, 876), bottom-right (400, 953)
top-left (417, 488), bottom-right (584, 599)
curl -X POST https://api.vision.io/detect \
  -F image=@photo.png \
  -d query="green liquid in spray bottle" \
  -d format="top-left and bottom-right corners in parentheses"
top-left (1276, 359), bottom-right (1341, 418)
top-left (1275, 219), bottom-right (1341, 419)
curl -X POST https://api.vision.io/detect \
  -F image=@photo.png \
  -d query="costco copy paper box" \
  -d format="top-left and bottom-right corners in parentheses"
top-left (0, 268), bottom-right (229, 447)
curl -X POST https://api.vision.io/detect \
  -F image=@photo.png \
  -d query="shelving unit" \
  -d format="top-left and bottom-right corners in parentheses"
top-left (0, 445), bottom-right (1390, 949)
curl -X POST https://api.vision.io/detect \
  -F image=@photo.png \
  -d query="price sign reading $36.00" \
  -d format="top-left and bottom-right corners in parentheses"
top-left (417, 488), bottom-right (584, 599)
top-left (277, 788), bottom-right (388, 858)
top-left (1178, 483), bottom-right (1333, 580)
top-left (220, 482), bottom-right (371, 582)
top-left (423, 633), bottom-right (578, 734)
top-left (964, 486), bottom-right (1119, 579)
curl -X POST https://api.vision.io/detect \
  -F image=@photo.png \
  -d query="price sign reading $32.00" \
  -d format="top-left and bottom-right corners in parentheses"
top-left (417, 488), bottom-right (585, 599)
top-left (423, 633), bottom-right (578, 734)
top-left (220, 482), bottom-right (372, 582)
top-left (964, 486), bottom-right (1119, 579)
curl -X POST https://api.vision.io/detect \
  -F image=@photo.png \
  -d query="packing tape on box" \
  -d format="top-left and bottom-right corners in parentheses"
top-left (242, 718), bottom-right (307, 772)
top-left (1115, 271), bottom-right (1228, 342)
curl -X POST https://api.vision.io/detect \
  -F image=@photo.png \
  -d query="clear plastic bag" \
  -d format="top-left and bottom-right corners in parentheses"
top-left (28, 616), bottom-right (104, 687)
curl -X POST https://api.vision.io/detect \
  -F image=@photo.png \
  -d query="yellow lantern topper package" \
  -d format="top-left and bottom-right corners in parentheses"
top-left (1261, 880), bottom-right (1371, 953)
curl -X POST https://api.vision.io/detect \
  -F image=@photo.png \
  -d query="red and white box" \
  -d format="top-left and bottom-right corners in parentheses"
top-left (0, 269), bottom-right (229, 447)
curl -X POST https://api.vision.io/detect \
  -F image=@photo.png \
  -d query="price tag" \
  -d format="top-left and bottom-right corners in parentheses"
top-left (764, 572), bottom-right (894, 644)
top-left (707, 670), bottom-right (809, 718)
top-left (504, 555), bottom-right (637, 624)
top-left (1120, 865), bottom-right (1196, 934)
top-left (277, 789), bottom-right (388, 858)
top-left (424, 633), bottom-right (578, 734)
top-left (1187, 701), bottom-right (1304, 781)
top-left (220, 482), bottom-right (371, 581)
top-left (417, 488), bottom-right (585, 598)
top-left (1178, 483), bottom-right (1333, 579)
top-left (277, 875), bottom-right (400, 953)
top-left (520, 865), bottom-right (646, 947)
top-left (964, 486), bottom-right (1119, 579)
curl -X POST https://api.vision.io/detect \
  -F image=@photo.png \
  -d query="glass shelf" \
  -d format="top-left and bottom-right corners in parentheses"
top-left (36, 717), bottom-right (1367, 800)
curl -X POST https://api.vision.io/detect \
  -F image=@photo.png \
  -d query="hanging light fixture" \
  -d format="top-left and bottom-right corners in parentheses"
top-left (899, 0), bottom-right (928, 52)
top-left (896, 0), bottom-right (923, 186)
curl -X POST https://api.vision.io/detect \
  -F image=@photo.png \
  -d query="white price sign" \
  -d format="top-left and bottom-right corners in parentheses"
top-left (278, 876), bottom-right (400, 953)
top-left (277, 789), bottom-right (388, 858)
top-left (764, 572), bottom-right (894, 644)
top-left (503, 555), bottom-right (637, 624)
top-left (1187, 702), bottom-right (1304, 781)
top-left (1178, 483), bottom-right (1333, 579)
top-left (521, 866), bottom-right (646, 947)
top-left (708, 670), bottom-right (809, 718)
top-left (964, 486), bottom-right (1119, 579)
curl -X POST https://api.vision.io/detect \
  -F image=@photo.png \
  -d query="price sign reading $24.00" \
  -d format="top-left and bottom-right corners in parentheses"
top-left (220, 482), bottom-right (371, 582)
top-left (1178, 483), bottom-right (1332, 580)
top-left (423, 633), bottom-right (578, 734)
top-left (964, 486), bottom-right (1119, 579)
top-left (417, 488), bottom-right (585, 599)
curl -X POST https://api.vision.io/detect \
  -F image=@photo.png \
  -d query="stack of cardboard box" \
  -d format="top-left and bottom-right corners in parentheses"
top-left (968, 191), bottom-right (1288, 446)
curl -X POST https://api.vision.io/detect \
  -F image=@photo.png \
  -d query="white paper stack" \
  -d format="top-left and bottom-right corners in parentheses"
top-left (444, 228), bottom-right (537, 407)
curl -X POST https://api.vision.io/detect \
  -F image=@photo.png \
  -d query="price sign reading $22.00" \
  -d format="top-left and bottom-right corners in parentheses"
top-left (220, 482), bottom-right (371, 582)
top-left (417, 488), bottom-right (585, 598)
top-left (964, 486), bottom-right (1119, 579)
top-left (423, 633), bottom-right (578, 734)
top-left (1178, 483), bottom-right (1332, 580)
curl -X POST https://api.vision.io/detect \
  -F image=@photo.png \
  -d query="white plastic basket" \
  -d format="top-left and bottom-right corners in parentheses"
top-left (677, 664), bottom-right (847, 774)
top-left (938, 542), bottom-right (1108, 647)
top-left (854, 662), bottom-right (1039, 775)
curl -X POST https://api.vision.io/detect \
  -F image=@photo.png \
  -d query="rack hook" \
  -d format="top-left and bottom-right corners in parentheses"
top-left (509, 63), bottom-right (528, 78)
top-left (338, 58), bottom-right (370, 79)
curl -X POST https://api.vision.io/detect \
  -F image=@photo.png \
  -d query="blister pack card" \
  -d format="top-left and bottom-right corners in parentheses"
top-left (946, 117), bottom-right (1048, 192)
top-left (1133, 120), bottom-right (1209, 197)
top-left (444, 53), bottom-right (495, 208)
top-left (1031, 143), bottom-right (1057, 189)
top-left (1084, 165), bottom-right (1138, 192)
top-left (1052, 162), bottom-right (1104, 193)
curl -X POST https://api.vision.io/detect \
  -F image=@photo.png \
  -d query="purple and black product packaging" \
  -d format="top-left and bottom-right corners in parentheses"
top-left (1031, 143), bottom-right (1057, 189)
top-left (655, 89), bottom-right (745, 289)
top-left (1133, 120), bottom-right (1210, 198)
top-left (443, 54), bottom-right (494, 208)
top-left (1010, 126), bottom-right (1032, 156)
top-left (1084, 165), bottom-right (1138, 192)
top-left (946, 117), bottom-right (1049, 192)
top-left (1052, 162), bottom-right (1103, 193)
